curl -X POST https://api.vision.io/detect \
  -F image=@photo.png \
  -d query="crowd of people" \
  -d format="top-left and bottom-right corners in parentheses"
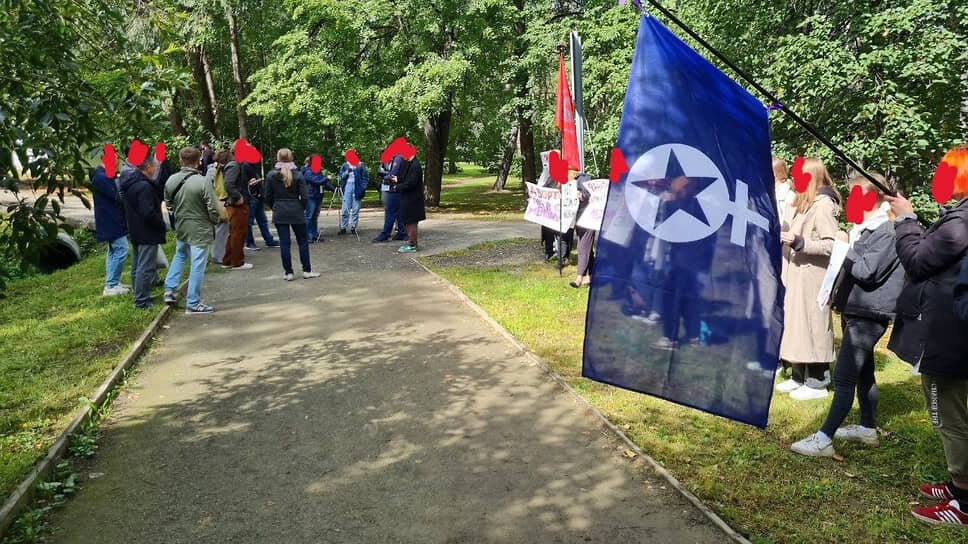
top-left (90, 139), bottom-right (426, 313)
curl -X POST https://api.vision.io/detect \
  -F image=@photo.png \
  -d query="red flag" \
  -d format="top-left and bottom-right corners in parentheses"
top-left (554, 52), bottom-right (582, 172)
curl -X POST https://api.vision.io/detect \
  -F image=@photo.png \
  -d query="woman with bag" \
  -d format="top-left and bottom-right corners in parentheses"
top-left (264, 148), bottom-right (320, 281)
top-left (775, 157), bottom-right (842, 400)
top-left (791, 174), bottom-right (904, 457)
top-left (207, 150), bottom-right (231, 264)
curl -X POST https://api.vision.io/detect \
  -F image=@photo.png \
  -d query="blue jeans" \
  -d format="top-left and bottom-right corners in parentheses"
top-left (340, 195), bottom-right (361, 230)
top-left (164, 240), bottom-right (210, 307)
top-left (304, 197), bottom-right (322, 240)
top-left (246, 198), bottom-right (276, 246)
top-left (276, 223), bottom-right (311, 274)
top-left (379, 190), bottom-right (402, 238)
top-left (105, 237), bottom-right (128, 288)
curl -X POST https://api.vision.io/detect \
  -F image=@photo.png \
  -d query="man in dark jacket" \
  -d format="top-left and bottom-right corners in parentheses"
top-left (886, 152), bottom-right (968, 525)
top-left (91, 163), bottom-right (130, 296)
top-left (121, 158), bottom-right (167, 308)
top-left (956, 256), bottom-right (968, 321)
top-left (390, 145), bottom-right (425, 253)
top-left (222, 152), bottom-right (252, 269)
top-left (301, 157), bottom-right (334, 243)
top-left (244, 160), bottom-right (279, 250)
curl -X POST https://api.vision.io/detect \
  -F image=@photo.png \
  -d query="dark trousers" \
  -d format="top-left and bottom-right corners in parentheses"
top-left (304, 197), bottom-right (322, 240)
top-left (276, 223), bottom-right (311, 274)
top-left (246, 197), bottom-right (276, 246)
top-left (225, 203), bottom-right (249, 267)
top-left (542, 227), bottom-right (573, 260)
top-left (131, 244), bottom-right (159, 308)
top-left (791, 363), bottom-right (830, 388)
top-left (575, 226), bottom-right (596, 276)
top-left (405, 223), bottom-right (419, 247)
top-left (661, 265), bottom-right (700, 341)
top-left (379, 191), bottom-right (402, 237)
top-left (820, 316), bottom-right (888, 436)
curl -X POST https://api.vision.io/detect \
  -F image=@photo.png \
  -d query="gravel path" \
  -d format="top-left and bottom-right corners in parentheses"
top-left (45, 210), bottom-right (730, 543)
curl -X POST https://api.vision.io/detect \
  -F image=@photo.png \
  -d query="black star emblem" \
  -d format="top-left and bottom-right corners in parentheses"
top-left (631, 149), bottom-right (718, 229)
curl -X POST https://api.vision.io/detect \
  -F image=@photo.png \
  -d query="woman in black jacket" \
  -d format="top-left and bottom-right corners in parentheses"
top-left (885, 147), bottom-right (968, 526)
top-left (791, 174), bottom-right (904, 458)
top-left (391, 144), bottom-right (425, 253)
top-left (264, 148), bottom-right (318, 281)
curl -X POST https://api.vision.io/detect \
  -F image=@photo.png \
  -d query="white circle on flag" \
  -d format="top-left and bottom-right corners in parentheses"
top-left (624, 144), bottom-right (730, 243)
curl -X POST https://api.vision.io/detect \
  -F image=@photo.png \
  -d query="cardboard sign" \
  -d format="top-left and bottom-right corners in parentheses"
top-left (576, 179), bottom-right (610, 231)
top-left (525, 182), bottom-right (579, 232)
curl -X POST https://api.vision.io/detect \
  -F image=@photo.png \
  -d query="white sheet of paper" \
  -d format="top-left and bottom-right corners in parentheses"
top-left (817, 239), bottom-right (849, 310)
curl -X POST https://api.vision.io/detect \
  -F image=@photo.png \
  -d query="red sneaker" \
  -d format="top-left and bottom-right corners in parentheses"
top-left (920, 482), bottom-right (955, 501)
top-left (912, 500), bottom-right (968, 526)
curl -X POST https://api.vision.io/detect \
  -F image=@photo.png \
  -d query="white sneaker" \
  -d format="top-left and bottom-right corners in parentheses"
top-left (102, 285), bottom-right (129, 296)
top-left (650, 337), bottom-right (676, 350)
top-left (303, 271), bottom-right (320, 279)
top-left (791, 432), bottom-right (835, 458)
top-left (834, 425), bottom-right (879, 446)
top-left (775, 378), bottom-right (801, 393)
top-left (284, 273), bottom-right (294, 281)
top-left (232, 263), bottom-right (253, 270)
top-left (790, 384), bottom-right (829, 401)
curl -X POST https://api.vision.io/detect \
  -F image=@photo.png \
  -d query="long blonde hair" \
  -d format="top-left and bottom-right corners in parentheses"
top-left (277, 148), bottom-right (294, 188)
top-left (793, 157), bottom-right (840, 214)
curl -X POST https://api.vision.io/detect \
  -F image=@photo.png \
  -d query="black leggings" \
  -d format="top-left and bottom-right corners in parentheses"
top-left (820, 315), bottom-right (888, 437)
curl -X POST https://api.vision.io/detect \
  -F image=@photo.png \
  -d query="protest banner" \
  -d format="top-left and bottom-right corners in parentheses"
top-left (576, 179), bottom-right (610, 231)
top-left (524, 182), bottom-right (579, 233)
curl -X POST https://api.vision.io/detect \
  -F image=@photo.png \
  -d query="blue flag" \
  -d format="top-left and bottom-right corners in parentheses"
top-left (581, 15), bottom-right (784, 428)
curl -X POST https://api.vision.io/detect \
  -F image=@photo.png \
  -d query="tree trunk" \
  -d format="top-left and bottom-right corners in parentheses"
top-left (189, 46), bottom-right (219, 138)
top-left (168, 90), bottom-right (187, 137)
top-left (961, 69), bottom-right (968, 141)
top-left (423, 106), bottom-right (452, 208)
top-left (493, 124), bottom-right (519, 191)
top-left (226, 5), bottom-right (248, 139)
top-left (512, 0), bottom-right (537, 187)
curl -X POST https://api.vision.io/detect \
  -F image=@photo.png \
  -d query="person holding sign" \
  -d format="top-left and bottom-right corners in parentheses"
top-left (791, 173), bottom-right (903, 457)
top-left (571, 173), bottom-right (596, 288)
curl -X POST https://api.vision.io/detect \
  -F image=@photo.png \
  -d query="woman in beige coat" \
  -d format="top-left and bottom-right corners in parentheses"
top-left (775, 157), bottom-right (842, 400)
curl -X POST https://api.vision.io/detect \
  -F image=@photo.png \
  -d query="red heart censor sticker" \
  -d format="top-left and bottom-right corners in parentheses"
top-left (381, 138), bottom-right (410, 163)
top-left (791, 156), bottom-right (812, 193)
top-left (127, 140), bottom-right (149, 167)
top-left (549, 151), bottom-right (568, 185)
top-left (103, 144), bottom-right (117, 178)
top-left (609, 147), bottom-right (628, 183)
top-left (345, 149), bottom-right (360, 167)
top-left (932, 161), bottom-right (957, 205)
top-left (234, 139), bottom-right (261, 164)
top-left (310, 155), bottom-right (322, 174)
top-left (154, 142), bottom-right (166, 163)
top-left (846, 185), bottom-right (878, 224)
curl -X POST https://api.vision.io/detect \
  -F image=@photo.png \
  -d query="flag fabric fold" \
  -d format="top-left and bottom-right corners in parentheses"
top-left (555, 52), bottom-right (582, 172)
top-left (581, 15), bottom-right (784, 428)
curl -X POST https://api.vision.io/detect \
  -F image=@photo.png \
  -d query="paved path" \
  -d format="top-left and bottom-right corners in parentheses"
top-left (47, 211), bottom-right (729, 543)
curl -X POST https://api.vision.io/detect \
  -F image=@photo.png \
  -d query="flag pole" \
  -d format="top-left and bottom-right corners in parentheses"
top-left (631, 0), bottom-right (895, 197)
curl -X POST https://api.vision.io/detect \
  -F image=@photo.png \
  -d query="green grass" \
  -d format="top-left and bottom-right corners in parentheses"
top-left (422, 238), bottom-right (967, 544)
top-left (434, 164), bottom-right (526, 218)
top-left (0, 234), bottom-right (175, 502)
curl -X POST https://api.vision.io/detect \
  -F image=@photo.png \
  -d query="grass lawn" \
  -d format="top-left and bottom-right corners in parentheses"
top-left (0, 235), bottom-right (175, 502)
top-left (421, 238), bottom-right (965, 544)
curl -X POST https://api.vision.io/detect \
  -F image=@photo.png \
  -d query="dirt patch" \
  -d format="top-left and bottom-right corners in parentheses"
top-left (422, 238), bottom-right (546, 269)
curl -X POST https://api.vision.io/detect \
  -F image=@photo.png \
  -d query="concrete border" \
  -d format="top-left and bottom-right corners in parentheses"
top-left (414, 259), bottom-right (753, 544)
top-left (0, 300), bottom-right (176, 536)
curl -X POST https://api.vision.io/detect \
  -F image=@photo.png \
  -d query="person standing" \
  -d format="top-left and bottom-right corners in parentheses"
top-left (206, 150), bottom-right (231, 265)
top-left (775, 157), bottom-right (841, 400)
top-left (773, 157), bottom-right (795, 212)
top-left (265, 148), bottom-right (320, 280)
top-left (373, 154), bottom-right (405, 242)
top-left (391, 144), bottom-right (425, 252)
top-left (884, 148), bottom-right (968, 526)
top-left (91, 159), bottom-right (130, 296)
top-left (337, 150), bottom-right (369, 235)
top-left (301, 156), bottom-right (333, 243)
top-left (222, 147), bottom-right (253, 270)
top-left (571, 173), bottom-right (596, 288)
top-left (121, 157), bottom-right (167, 308)
top-left (791, 174), bottom-right (904, 457)
top-left (244, 160), bottom-right (279, 250)
top-left (162, 147), bottom-right (221, 314)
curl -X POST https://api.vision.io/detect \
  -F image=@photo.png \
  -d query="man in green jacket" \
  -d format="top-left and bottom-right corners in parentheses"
top-left (163, 147), bottom-right (221, 314)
